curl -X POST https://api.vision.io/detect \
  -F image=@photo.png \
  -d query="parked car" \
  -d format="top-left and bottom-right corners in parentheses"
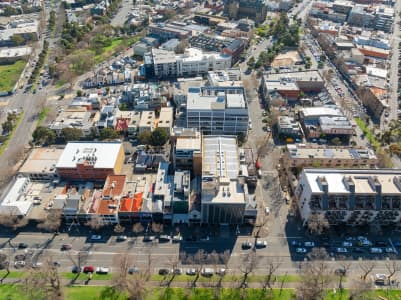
top-left (61, 244), bottom-right (72, 251)
top-left (172, 235), bottom-right (183, 243)
top-left (375, 241), bottom-right (387, 247)
top-left (32, 262), bottom-right (43, 269)
top-left (241, 241), bottom-right (253, 250)
top-left (83, 266), bottom-right (95, 273)
top-left (200, 235), bottom-right (210, 242)
top-left (14, 261), bottom-right (25, 268)
top-left (342, 241), bottom-right (352, 247)
top-left (18, 243), bottom-right (28, 249)
top-left (72, 266), bottom-right (82, 273)
top-left (291, 241), bottom-right (302, 247)
top-left (90, 235), bottom-right (102, 241)
top-left (158, 235), bottom-right (170, 242)
top-left (304, 242), bottom-right (315, 247)
top-left (385, 247), bottom-right (395, 253)
top-left (96, 267), bottom-right (110, 274)
top-left (143, 236), bottom-right (155, 242)
top-left (336, 248), bottom-right (348, 253)
top-left (116, 235), bottom-right (128, 242)
top-left (255, 240), bottom-right (267, 248)
top-left (296, 248), bottom-right (307, 254)
top-left (173, 268), bottom-right (182, 275)
top-left (370, 247), bottom-right (383, 254)
top-left (186, 268), bottom-right (197, 275)
top-left (353, 247), bottom-right (364, 253)
top-left (158, 268), bottom-right (170, 275)
top-left (128, 267), bottom-right (140, 274)
top-left (216, 268), bottom-right (226, 276)
top-left (201, 268), bottom-right (214, 277)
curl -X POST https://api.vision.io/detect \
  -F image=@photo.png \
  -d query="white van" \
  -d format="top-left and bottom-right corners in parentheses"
top-left (201, 268), bottom-right (214, 277)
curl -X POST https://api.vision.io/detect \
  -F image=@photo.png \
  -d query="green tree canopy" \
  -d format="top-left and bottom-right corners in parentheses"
top-left (99, 127), bottom-right (119, 140)
top-left (150, 128), bottom-right (169, 146)
top-left (32, 126), bottom-right (56, 145)
top-left (61, 127), bottom-right (83, 142)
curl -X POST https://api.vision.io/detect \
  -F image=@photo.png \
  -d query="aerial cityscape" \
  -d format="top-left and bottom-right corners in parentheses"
top-left (0, 0), bottom-right (400, 298)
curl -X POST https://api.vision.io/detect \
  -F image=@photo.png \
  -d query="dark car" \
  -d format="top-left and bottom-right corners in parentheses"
top-left (353, 247), bottom-right (364, 253)
top-left (61, 244), bottom-right (72, 251)
top-left (18, 243), bottom-right (28, 249)
top-left (72, 266), bottom-right (82, 273)
top-left (158, 268), bottom-right (170, 275)
top-left (291, 241), bottom-right (302, 247)
top-left (185, 236), bottom-right (196, 242)
top-left (241, 242), bottom-right (252, 250)
top-left (375, 241), bottom-right (387, 247)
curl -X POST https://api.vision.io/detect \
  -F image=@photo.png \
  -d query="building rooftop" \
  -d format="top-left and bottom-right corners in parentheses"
top-left (0, 46), bottom-right (32, 58)
top-left (102, 175), bottom-right (126, 199)
top-left (56, 142), bottom-right (122, 169)
top-left (186, 86), bottom-right (247, 110)
top-left (176, 136), bottom-right (202, 151)
top-left (19, 148), bottom-right (63, 175)
top-left (287, 144), bottom-right (377, 160)
top-left (264, 70), bottom-right (324, 83)
top-left (302, 169), bottom-right (401, 195)
top-left (301, 106), bottom-right (344, 119)
top-left (202, 136), bottom-right (239, 179)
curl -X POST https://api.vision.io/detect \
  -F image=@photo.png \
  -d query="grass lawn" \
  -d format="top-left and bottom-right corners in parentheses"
top-left (94, 35), bottom-right (143, 64)
top-left (37, 107), bottom-right (49, 126)
top-left (0, 270), bottom-right (25, 278)
top-left (0, 111), bottom-right (24, 156)
top-left (0, 60), bottom-right (26, 92)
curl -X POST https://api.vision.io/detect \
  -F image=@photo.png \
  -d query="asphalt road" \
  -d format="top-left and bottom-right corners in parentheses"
top-left (110, 0), bottom-right (133, 27)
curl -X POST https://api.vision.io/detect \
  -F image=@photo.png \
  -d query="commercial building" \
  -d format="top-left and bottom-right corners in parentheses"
top-left (157, 107), bottom-right (174, 134)
top-left (49, 108), bottom-right (99, 137)
top-left (138, 110), bottom-right (155, 134)
top-left (56, 142), bottom-right (124, 181)
top-left (144, 48), bottom-right (231, 79)
top-left (0, 177), bottom-right (32, 216)
top-left (124, 83), bottom-right (163, 111)
top-left (201, 136), bottom-right (246, 224)
top-left (223, 0), bottom-right (268, 25)
top-left (186, 86), bottom-right (249, 136)
top-left (148, 23), bottom-right (191, 42)
top-left (296, 169), bottom-right (401, 226)
top-left (282, 144), bottom-right (378, 171)
top-left (277, 116), bottom-right (302, 138)
top-left (347, 5), bottom-right (375, 27)
top-left (173, 128), bottom-right (202, 174)
top-left (0, 46), bottom-right (31, 64)
top-left (19, 148), bottom-right (63, 181)
top-left (207, 69), bottom-right (242, 87)
top-left (261, 71), bottom-right (325, 101)
top-left (374, 6), bottom-right (394, 32)
top-left (0, 21), bottom-right (39, 46)
top-left (172, 170), bottom-right (191, 224)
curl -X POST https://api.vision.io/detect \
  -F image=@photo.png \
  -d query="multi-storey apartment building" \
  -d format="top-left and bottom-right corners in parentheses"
top-left (186, 86), bottom-right (249, 136)
top-left (296, 169), bottom-right (401, 226)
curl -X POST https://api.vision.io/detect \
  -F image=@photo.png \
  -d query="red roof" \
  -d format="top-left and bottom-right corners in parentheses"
top-left (119, 192), bottom-right (143, 213)
top-left (115, 119), bottom-right (129, 131)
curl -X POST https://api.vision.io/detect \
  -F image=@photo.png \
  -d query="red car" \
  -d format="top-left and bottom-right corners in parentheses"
top-left (83, 266), bottom-right (94, 273)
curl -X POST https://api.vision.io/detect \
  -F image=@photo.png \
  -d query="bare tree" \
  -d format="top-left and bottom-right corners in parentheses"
top-left (296, 259), bottom-right (332, 300)
top-left (348, 278), bottom-right (375, 300)
top-left (191, 249), bottom-right (207, 287)
top-left (132, 222), bottom-right (144, 240)
top-left (0, 211), bottom-right (28, 232)
top-left (385, 257), bottom-right (401, 285)
top-left (163, 255), bottom-right (180, 287)
top-left (261, 257), bottom-right (282, 291)
top-left (151, 222), bottom-right (163, 236)
top-left (113, 252), bottom-right (133, 292)
top-left (66, 250), bottom-right (89, 274)
top-left (37, 209), bottom-right (62, 234)
top-left (253, 213), bottom-right (269, 246)
top-left (126, 273), bottom-right (148, 300)
top-left (86, 215), bottom-right (104, 232)
top-left (336, 256), bottom-right (352, 291)
top-left (307, 247), bottom-right (329, 261)
top-left (23, 257), bottom-right (64, 300)
top-left (238, 250), bottom-right (257, 289)
top-left (307, 213), bottom-right (329, 236)
top-left (359, 260), bottom-right (376, 281)
top-left (114, 223), bottom-right (125, 234)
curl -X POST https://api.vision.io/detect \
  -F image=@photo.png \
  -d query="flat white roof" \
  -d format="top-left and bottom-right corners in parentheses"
top-left (0, 177), bottom-right (32, 215)
top-left (56, 142), bottom-right (122, 169)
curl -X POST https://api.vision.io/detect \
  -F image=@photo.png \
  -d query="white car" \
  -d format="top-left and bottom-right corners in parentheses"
top-left (216, 268), bottom-right (226, 275)
top-left (296, 248), bottom-right (307, 254)
top-left (336, 248), bottom-right (348, 253)
top-left (370, 247), bottom-right (383, 254)
top-left (96, 267), bottom-right (110, 274)
top-left (304, 242), bottom-right (315, 247)
top-left (186, 268), bottom-right (197, 275)
top-left (32, 262), bottom-right (43, 269)
top-left (90, 235), bottom-right (102, 241)
top-left (385, 247), bottom-right (395, 253)
top-left (14, 261), bottom-right (25, 268)
top-left (172, 235), bottom-right (183, 243)
top-left (342, 241), bottom-right (352, 247)
top-left (255, 240), bottom-right (267, 248)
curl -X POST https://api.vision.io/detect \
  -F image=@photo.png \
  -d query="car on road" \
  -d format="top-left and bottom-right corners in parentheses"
top-left (116, 235), bottom-right (128, 242)
top-left (173, 268), bottom-right (182, 275)
top-left (186, 268), bottom-right (197, 275)
top-left (336, 248), bottom-right (348, 253)
top-left (14, 261), bottom-right (25, 268)
top-left (158, 268), bottom-right (170, 275)
top-left (96, 267), bottom-right (110, 274)
top-left (61, 244), bottom-right (72, 251)
top-left (18, 243), bottom-right (28, 249)
top-left (72, 266), bottom-right (82, 273)
top-left (291, 241), bottom-right (302, 247)
top-left (241, 241), bottom-right (253, 250)
top-left (304, 242), bottom-right (315, 247)
top-left (158, 235), bottom-right (171, 242)
top-left (128, 267), bottom-right (140, 274)
top-left (90, 235), bottom-right (102, 241)
top-left (370, 247), bottom-right (383, 254)
top-left (296, 248), bottom-right (307, 254)
top-left (83, 266), bottom-right (95, 273)
top-left (255, 240), bottom-right (267, 248)
top-left (143, 236), bottom-right (155, 242)
top-left (342, 241), bottom-right (352, 247)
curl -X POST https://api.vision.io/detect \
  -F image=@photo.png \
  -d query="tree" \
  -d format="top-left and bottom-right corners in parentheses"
top-left (348, 279), bottom-right (374, 300)
top-left (2, 121), bottom-right (13, 134)
top-left (114, 223), bottom-right (125, 234)
top-left (359, 260), bottom-right (376, 281)
top-left (296, 259), bottom-right (332, 300)
top-left (99, 127), bottom-right (119, 140)
top-left (151, 222), bottom-right (163, 235)
top-left (86, 215), bottom-right (104, 231)
top-left (150, 128), bottom-right (169, 147)
top-left (307, 213), bottom-right (329, 236)
top-left (261, 257), bottom-right (282, 291)
top-left (330, 137), bottom-right (342, 146)
top-left (32, 126), bottom-right (56, 145)
top-left (138, 131), bottom-right (151, 145)
top-left (175, 39), bottom-right (188, 54)
top-left (0, 211), bottom-right (28, 231)
top-left (37, 209), bottom-right (62, 234)
top-left (61, 128), bottom-right (83, 142)
top-left (238, 250), bottom-right (257, 289)
top-left (11, 34), bottom-right (25, 45)
top-left (385, 257), bottom-right (401, 285)
top-left (113, 252), bottom-right (133, 293)
top-left (132, 222), bottom-right (144, 236)
top-left (76, 90), bottom-right (83, 97)
top-left (247, 56), bottom-right (255, 69)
